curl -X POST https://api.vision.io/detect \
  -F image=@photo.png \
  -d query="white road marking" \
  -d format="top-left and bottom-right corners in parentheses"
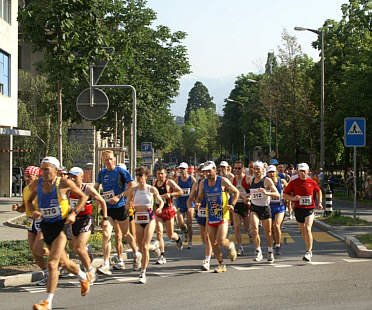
top-left (308, 262), bottom-right (335, 265)
top-left (112, 276), bottom-right (138, 282)
top-left (272, 264), bottom-right (293, 268)
top-left (232, 266), bottom-right (262, 271)
top-left (343, 258), bottom-right (370, 263)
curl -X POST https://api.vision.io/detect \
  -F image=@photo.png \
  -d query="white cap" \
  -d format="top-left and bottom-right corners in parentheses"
top-left (41, 156), bottom-right (60, 169)
top-left (267, 165), bottom-right (277, 172)
top-left (117, 163), bottom-right (127, 170)
top-left (253, 161), bottom-right (264, 169)
top-left (298, 163), bottom-right (310, 171)
top-left (219, 161), bottom-right (229, 167)
top-left (178, 162), bottom-right (188, 169)
top-left (68, 167), bottom-right (84, 176)
top-left (202, 161), bottom-right (216, 171)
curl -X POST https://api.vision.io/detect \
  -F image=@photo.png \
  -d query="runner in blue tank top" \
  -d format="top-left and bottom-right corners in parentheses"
top-left (267, 165), bottom-right (288, 256)
top-left (94, 150), bottom-right (141, 275)
top-left (26, 157), bottom-right (91, 310)
top-left (175, 162), bottom-right (196, 248)
top-left (196, 161), bottom-right (239, 273)
top-left (187, 163), bottom-right (212, 271)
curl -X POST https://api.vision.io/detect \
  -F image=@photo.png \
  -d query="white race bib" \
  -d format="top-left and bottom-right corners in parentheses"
top-left (103, 190), bottom-right (115, 202)
top-left (251, 191), bottom-right (263, 200)
top-left (182, 188), bottom-right (190, 197)
top-left (41, 206), bottom-right (61, 218)
top-left (299, 196), bottom-right (312, 206)
top-left (135, 212), bottom-right (150, 224)
top-left (197, 207), bottom-right (206, 218)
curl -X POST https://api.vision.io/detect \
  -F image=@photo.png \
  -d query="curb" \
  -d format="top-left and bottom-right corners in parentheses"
top-left (3, 213), bottom-right (27, 230)
top-left (0, 250), bottom-right (133, 288)
top-left (314, 220), bottom-right (372, 258)
top-left (345, 236), bottom-right (372, 258)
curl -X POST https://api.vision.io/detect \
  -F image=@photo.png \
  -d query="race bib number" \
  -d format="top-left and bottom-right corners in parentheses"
top-left (103, 190), bottom-right (115, 202)
top-left (251, 191), bottom-right (263, 200)
top-left (41, 206), bottom-right (61, 218)
top-left (135, 212), bottom-right (150, 224)
top-left (69, 198), bottom-right (85, 212)
top-left (197, 207), bottom-right (206, 218)
top-left (182, 188), bottom-right (190, 197)
top-left (210, 203), bottom-right (223, 219)
top-left (299, 196), bottom-right (312, 206)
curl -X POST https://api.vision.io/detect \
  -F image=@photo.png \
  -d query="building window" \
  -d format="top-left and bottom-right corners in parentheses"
top-left (0, 50), bottom-right (10, 96)
top-left (0, 0), bottom-right (11, 24)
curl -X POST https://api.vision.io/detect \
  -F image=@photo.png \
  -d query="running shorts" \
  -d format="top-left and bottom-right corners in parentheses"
top-left (250, 204), bottom-right (271, 220)
top-left (40, 219), bottom-right (66, 245)
top-left (294, 208), bottom-right (315, 223)
top-left (107, 206), bottom-right (129, 221)
top-left (195, 214), bottom-right (206, 226)
top-left (26, 216), bottom-right (42, 234)
top-left (234, 202), bottom-right (249, 218)
top-left (270, 205), bottom-right (286, 220)
top-left (72, 215), bottom-right (94, 237)
top-left (156, 206), bottom-right (176, 221)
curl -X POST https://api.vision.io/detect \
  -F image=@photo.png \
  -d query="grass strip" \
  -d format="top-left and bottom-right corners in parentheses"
top-left (318, 210), bottom-right (371, 226)
top-left (355, 234), bottom-right (372, 250)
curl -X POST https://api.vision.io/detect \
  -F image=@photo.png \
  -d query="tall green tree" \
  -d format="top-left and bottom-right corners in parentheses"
top-left (184, 81), bottom-right (215, 121)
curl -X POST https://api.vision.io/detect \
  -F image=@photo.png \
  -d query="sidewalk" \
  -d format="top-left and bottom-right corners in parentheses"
top-left (0, 197), bottom-right (27, 241)
top-left (313, 198), bottom-right (372, 258)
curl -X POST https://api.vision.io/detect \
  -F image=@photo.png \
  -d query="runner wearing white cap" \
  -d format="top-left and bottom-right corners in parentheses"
top-left (267, 165), bottom-right (288, 256)
top-left (219, 161), bottom-right (234, 181)
top-left (283, 163), bottom-right (323, 261)
top-left (249, 161), bottom-right (280, 263)
top-left (68, 167), bottom-right (108, 283)
top-left (175, 162), bottom-right (196, 248)
top-left (196, 161), bottom-right (239, 273)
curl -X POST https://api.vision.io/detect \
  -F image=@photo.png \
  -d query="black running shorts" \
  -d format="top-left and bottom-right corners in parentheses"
top-left (72, 215), bottom-right (94, 236)
top-left (40, 219), bottom-right (66, 245)
top-left (107, 206), bottom-right (129, 221)
top-left (234, 202), bottom-right (249, 218)
top-left (250, 204), bottom-right (271, 220)
top-left (294, 208), bottom-right (315, 223)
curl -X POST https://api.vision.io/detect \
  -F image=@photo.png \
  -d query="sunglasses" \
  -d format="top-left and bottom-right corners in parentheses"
top-left (234, 167), bottom-right (242, 170)
top-left (179, 168), bottom-right (186, 170)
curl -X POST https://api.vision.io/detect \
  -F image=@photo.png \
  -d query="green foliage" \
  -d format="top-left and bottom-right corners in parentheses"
top-left (319, 210), bottom-right (371, 226)
top-left (355, 233), bottom-right (372, 250)
top-left (184, 81), bottom-right (215, 122)
top-left (0, 240), bottom-right (33, 266)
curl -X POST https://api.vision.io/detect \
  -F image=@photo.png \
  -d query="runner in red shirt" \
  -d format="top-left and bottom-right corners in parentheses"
top-left (283, 163), bottom-right (323, 262)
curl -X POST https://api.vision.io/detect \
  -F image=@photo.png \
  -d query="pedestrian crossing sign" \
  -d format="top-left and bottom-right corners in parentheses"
top-left (344, 117), bottom-right (366, 147)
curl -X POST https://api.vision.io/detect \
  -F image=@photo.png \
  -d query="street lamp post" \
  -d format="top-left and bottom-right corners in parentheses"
top-left (294, 26), bottom-right (325, 173)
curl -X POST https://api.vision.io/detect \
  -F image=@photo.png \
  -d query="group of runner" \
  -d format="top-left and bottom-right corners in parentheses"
top-left (13, 150), bottom-right (323, 310)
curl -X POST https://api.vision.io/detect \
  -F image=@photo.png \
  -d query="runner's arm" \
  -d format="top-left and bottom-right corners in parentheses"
top-left (316, 188), bottom-right (323, 210)
top-left (86, 185), bottom-right (108, 218)
top-left (222, 177), bottom-right (239, 207)
top-left (168, 179), bottom-right (183, 198)
top-left (25, 180), bottom-right (40, 218)
top-left (151, 186), bottom-right (164, 211)
top-left (196, 181), bottom-right (205, 204)
top-left (187, 182), bottom-right (198, 209)
top-left (63, 179), bottom-right (88, 223)
top-left (263, 178), bottom-right (280, 198)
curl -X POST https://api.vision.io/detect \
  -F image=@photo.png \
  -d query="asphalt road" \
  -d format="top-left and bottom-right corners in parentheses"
top-left (1, 219), bottom-right (372, 310)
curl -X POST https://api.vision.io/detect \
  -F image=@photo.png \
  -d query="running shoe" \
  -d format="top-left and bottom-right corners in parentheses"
top-left (138, 271), bottom-right (147, 284)
top-left (113, 261), bottom-right (126, 270)
top-left (36, 273), bottom-right (48, 287)
top-left (156, 255), bottom-right (166, 265)
top-left (176, 235), bottom-right (183, 250)
top-left (214, 264), bottom-right (227, 273)
top-left (228, 242), bottom-right (237, 261)
top-left (59, 267), bottom-right (73, 278)
top-left (237, 246), bottom-right (244, 256)
top-left (187, 242), bottom-right (192, 249)
top-left (253, 250), bottom-right (263, 262)
top-left (134, 252), bottom-right (142, 270)
top-left (152, 240), bottom-right (161, 258)
top-left (201, 259), bottom-right (210, 271)
top-left (80, 272), bottom-right (91, 296)
top-left (274, 246), bottom-right (281, 256)
top-left (267, 251), bottom-right (274, 264)
top-left (97, 264), bottom-right (112, 276)
top-left (33, 300), bottom-right (51, 310)
top-left (183, 229), bottom-right (188, 243)
top-left (303, 251), bottom-right (312, 262)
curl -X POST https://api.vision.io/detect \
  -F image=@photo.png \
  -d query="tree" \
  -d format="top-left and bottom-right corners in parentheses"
top-left (184, 81), bottom-right (215, 121)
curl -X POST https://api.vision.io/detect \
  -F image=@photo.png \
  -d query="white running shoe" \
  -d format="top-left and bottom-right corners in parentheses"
top-left (303, 251), bottom-right (312, 262)
top-left (253, 250), bottom-right (263, 262)
top-left (201, 259), bottom-right (210, 271)
top-left (156, 255), bottom-right (166, 265)
top-left (138, 271), bottom-right (147, 284)
top-left (113, 261), bottom-right (126, 270)
top-left (152, 240), bottom-right (161, 258)
top-left (97, 264), bottom-right (112, 276)
top-left (267, 251), bottom-right (274, 264)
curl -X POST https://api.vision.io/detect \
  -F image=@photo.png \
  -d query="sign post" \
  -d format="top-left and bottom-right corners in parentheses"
top-left (344, 117), bottom-right (366, 220)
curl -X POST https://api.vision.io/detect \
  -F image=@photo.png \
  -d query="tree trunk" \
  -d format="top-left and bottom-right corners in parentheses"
top-left (57, 83), bottom-right (63, 165)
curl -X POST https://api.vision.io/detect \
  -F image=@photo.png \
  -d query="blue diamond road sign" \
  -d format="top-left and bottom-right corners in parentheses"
top-left (344, 117), bottom-right (366, 147)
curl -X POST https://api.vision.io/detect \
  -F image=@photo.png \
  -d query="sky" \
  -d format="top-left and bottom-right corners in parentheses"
top-left (146, 0), bottom-right (347, 117)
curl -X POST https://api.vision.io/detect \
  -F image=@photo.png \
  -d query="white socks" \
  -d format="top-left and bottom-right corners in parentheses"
top-left (77, 268), bottom-right (87, 281)
top-left (46, 293), bottom-right (54, 308)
